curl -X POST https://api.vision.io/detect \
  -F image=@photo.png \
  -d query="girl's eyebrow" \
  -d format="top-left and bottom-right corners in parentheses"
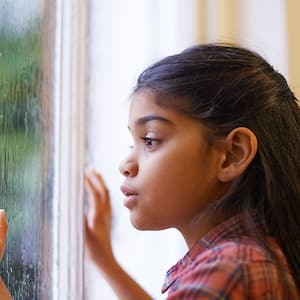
top-left (135, 115), bottom-right (174, 127)
top-left (128, 115), bottom-right (174, 131)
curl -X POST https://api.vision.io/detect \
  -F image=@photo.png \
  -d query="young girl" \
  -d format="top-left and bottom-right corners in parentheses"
top-left (85, 44), bottom-right (300, 299)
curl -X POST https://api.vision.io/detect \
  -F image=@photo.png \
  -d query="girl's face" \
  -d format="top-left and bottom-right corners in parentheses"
top-left (119, 90), bottom-right (228, 241)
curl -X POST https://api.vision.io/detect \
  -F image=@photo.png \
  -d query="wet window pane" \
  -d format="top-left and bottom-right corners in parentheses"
top-left (0, 1), bottom-right (53, 299)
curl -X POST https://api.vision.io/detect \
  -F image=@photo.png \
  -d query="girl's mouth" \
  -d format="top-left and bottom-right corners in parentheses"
top-left (120, 185), bottom-right (139, 208)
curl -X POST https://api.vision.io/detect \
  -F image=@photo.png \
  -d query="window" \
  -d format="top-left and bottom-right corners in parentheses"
top-left (0, 0), bottom-right (87, 299)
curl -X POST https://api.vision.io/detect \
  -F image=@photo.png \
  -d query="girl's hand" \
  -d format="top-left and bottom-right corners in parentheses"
top-left (84, 170), bottom-right (115, 269)
top-left (84, 171), bottom-right (152, 300)
top-left (0, 210), bottom-right (8, 261)
top-left (0, 210), bottom-right (12, 300)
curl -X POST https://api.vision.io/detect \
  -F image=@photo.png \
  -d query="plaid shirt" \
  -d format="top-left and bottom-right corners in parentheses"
top-left (162, 213), bottom-right (298, 299)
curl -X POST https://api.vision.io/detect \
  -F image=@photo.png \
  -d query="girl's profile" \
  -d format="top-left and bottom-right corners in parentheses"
top-left (85, 44), bottom-right (300, 299)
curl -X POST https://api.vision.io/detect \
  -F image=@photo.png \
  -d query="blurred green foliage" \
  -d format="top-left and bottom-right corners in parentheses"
top-left (0, 20), bottom-right (43, 299)
top-left (0, 26), bottom-right (42, 133)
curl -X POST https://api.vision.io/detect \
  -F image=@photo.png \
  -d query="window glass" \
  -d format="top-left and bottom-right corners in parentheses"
top-left (0, 0), bottom-right (53, 299)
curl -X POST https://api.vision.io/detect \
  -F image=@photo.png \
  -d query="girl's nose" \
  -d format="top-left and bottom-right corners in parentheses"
top-left (119, 157), bottom-right (138, 177)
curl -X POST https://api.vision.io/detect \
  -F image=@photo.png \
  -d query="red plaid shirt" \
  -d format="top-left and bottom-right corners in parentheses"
top-left (162, 213), bottom-right (298, 299)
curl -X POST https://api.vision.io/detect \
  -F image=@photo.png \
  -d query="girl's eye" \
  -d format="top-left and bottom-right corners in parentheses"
top-left (141, 137), bottom-right (159, 148)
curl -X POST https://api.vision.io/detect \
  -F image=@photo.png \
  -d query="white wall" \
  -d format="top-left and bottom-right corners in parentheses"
top-left (239, 0), bottom-right (288, 77)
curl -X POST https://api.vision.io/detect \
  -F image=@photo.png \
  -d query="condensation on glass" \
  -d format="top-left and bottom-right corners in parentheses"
top-left (0, 0), bottom-right (54, 299)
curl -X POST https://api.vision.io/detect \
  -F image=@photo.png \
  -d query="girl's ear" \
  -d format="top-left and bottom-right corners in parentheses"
top-left (217, 127), bottom-right (258, 183)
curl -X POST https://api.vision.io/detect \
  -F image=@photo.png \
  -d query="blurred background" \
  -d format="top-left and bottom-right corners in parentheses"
top-left (0, 0), bottom-right (299, 299)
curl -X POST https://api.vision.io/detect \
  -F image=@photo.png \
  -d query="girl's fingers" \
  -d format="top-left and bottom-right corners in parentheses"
top-left (84, 169), bottom-right (112, 222)
top-left (90, 170), bottom-right (109, 195)
top-left (0, 210), bottom-right (8, 260)
top-left (85, 170), bottom-right (109, 201)
top-left (0, 210), bottom-right (7, 239)
top-left (86, 170), bottom-right (109, 197)
top-left (85, 174), bottom-right (107, 210)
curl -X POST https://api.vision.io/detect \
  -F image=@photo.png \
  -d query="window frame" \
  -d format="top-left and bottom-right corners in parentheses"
top-left (52, 0), bottom-right (87, 299)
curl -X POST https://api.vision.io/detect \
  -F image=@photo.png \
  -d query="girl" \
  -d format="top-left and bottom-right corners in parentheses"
top-left (85, 44), bottom-right (300, 299)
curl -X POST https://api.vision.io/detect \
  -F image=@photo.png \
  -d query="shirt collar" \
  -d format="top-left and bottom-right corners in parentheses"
top-left (162, 211), bottom-right (262, 293)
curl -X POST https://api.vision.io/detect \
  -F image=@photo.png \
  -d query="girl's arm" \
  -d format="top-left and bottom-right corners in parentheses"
top-left (0, 210), bottom-right (12, 300)
top-left (85, 170), bottom-right (153, 300)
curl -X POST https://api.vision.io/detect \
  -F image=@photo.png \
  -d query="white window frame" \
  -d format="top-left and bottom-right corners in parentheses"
top-left (53, 0), bottom-right (87, 299)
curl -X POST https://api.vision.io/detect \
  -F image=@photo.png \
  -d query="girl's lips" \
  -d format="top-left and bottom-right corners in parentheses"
top-left (120, 185), bottom-right (139, 208)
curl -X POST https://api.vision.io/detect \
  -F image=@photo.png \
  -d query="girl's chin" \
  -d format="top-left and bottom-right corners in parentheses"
top-left (129, 214), bottom-right (167, 231)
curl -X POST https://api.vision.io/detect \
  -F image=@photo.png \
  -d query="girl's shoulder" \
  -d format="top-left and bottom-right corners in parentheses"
top-left (164, 237), bottom-right (298, 300)
top-left (197, 236), bottom-right (276, 264)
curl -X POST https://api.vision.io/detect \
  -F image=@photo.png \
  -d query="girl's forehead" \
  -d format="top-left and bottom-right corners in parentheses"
top-left (130, 90), bottom-right (188, 118)
top-left (128, 92), bottom-right (209, 136)
top-left (128, 98), bottom-right (175, 130)
top-left (129, 91), bottom-right (170, 117)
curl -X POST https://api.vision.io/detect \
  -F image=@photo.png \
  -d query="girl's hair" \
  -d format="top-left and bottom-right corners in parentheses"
top-left (134, 44), bottom-right (300, 293)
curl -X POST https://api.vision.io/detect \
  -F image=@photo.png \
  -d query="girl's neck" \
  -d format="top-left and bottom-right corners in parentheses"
top-left (178, 209), bottom-right (222, 249)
